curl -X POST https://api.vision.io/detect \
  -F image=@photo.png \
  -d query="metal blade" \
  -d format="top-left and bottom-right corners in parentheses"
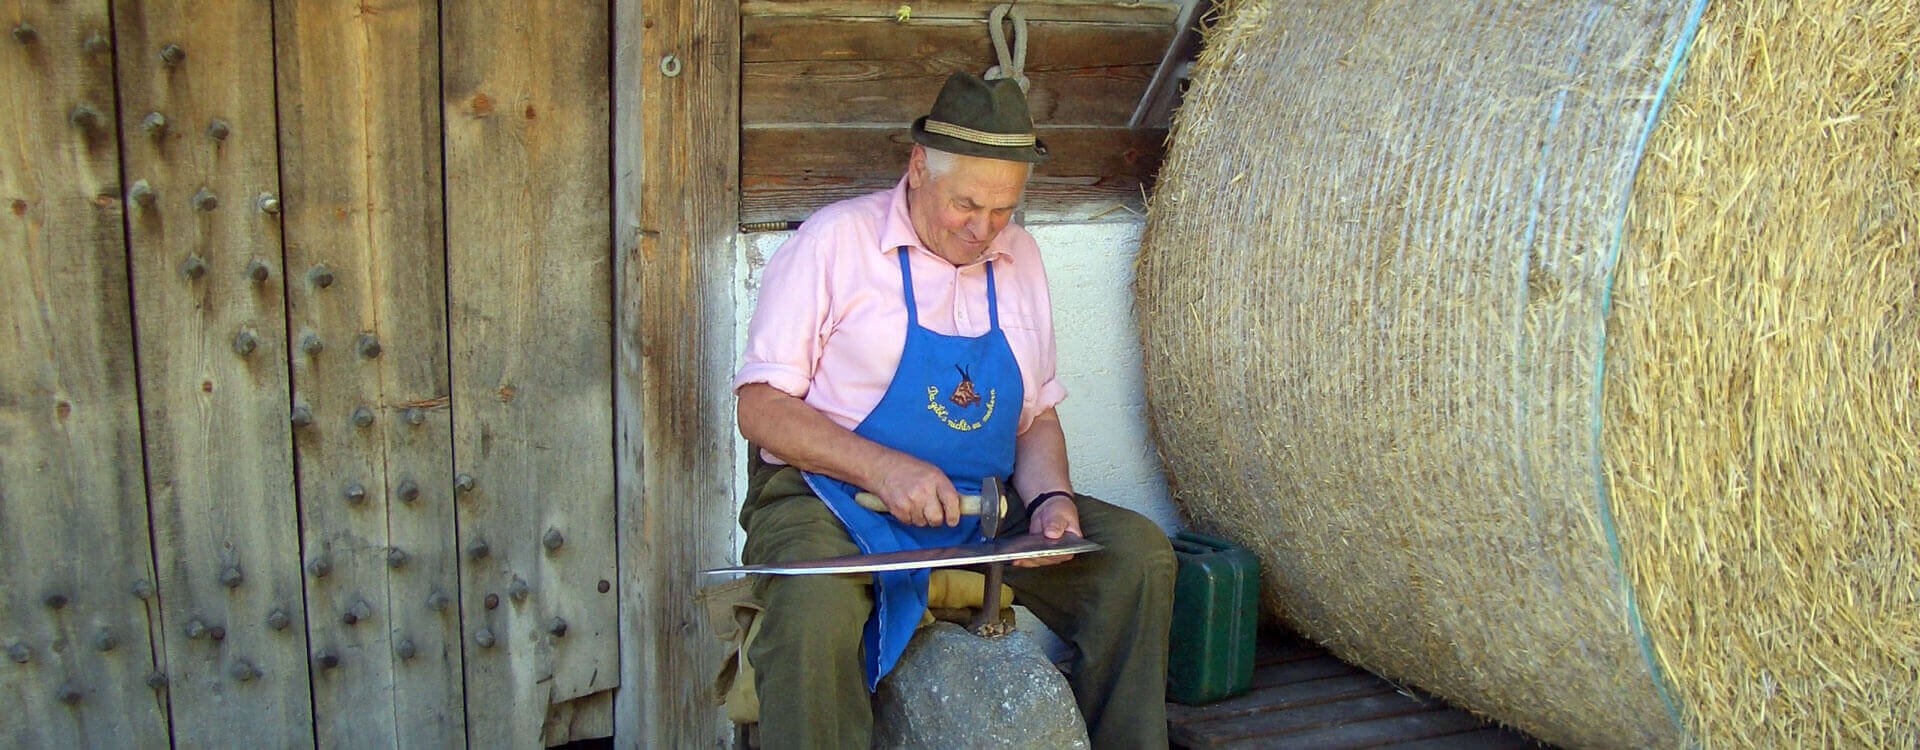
top-left (702, 533), bottom-right (1101, 576)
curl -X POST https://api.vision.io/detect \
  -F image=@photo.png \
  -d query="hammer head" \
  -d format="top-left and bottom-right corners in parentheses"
top-left (979, 476), bottom-right (1003, 540)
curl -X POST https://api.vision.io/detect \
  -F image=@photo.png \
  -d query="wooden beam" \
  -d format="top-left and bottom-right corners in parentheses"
top-left (0, 1), bottom-right (169, 744)
top-left (614, 0), bottom-right (739, 745)
top-left (273, 0), bottom-right (463, 744)
top-left (110, 0), bottom-right (316, 744)
top-left (443, 2), bottom-right (619, 746)
top-left (743, 125), bottom-right (1165, 180)
top-left (740, 17), bottom-right (1172, 126)
top-left (742, 0), bottom-right (1179, 24)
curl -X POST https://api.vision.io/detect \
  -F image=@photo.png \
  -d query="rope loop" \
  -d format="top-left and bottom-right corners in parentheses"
top-left (984, 4), bottom-right (1030, 93)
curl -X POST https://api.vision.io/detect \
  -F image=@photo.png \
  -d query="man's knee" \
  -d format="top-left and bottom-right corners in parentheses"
top-left (1082, 499), bottom-right (1177, 585)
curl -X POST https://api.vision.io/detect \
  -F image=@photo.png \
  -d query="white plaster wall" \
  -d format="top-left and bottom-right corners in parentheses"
top-left (731, 217), bottom-right (1180, 532)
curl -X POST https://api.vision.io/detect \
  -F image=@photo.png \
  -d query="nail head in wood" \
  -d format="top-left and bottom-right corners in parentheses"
top-left (208, 626), bottom-right (225, 642)
top-left (12, 23), bottom-right (37, 44)
top-left (141, 111), bottom-right (167, 137)
top-left (94, 629), bottom-right (117, 652)
top-left (315, 649), bottom-right (339, 670)
top-left (306, 557), bottom-right (331, 578)
top-left (130, 180), bottom-right (156, 208)
top-left (546, 617), bottom-right (568, 637)
top-left (145, 672), bottom-right (169, 690)
top-left (543, 528), bottom-right (564, 553)
top-left (467, 539), bottom-right (490, 561)
top-left (230, 660), bottom-right (258, 682)
top-left (247, 259), bottom-right (271, 282)
top-left (255, 193), bottom-right (280, 215)
top-left (387, 547), bottom-right (409, 569)
top-left (219, 565), bottom-right (243, 588)
top-left (267, 608), bottom-right (290, 631)
top-left (158, 43), bottom-right (184, 65)
top-left (395, 479), bottom-right (419, 503)
top-left (427, 590), bottom-right (451, 611)
top-left (43, 593), bottom-right (68, 610)
top-left (343, 599), bottom-right (371, 625)
top-left (206, 119), bottom-right (230, 140)
top-left (185, 618), bottom-right (208, 639)
top-left (7, 643), bottom-right (29, 663)
top-left (597, 579), bottom-right (610, 594)
top-left (356, 333), bottom-right (381, 359)
top-left (58, 685), bottom-right (83, 706)
top-left (395, 639), bottom-right (417, 661)
top-left (351, 406), bottom-right (374, 428)
top-left (83, 32), bottom-right (109, 55)
top-left (232, 330), bottom-right (258, 357)
top-left (483, 593), bottom-right (499, 610)
top-left (68, 104), bottom-right (101, 131)
top-left (131, 579), bottom-right (154, 599)
top-left (403, 407), bottom-right (425, 426)
top-left (291, 405), bottom-right (314, 428)
top-left (454, 473), bottom-right (475, 494)
top-left (344, 482), bottom-right (367, 504)
top-left (191, 188), bottom-right (218, 212)
top-left (300, 333), bottom-right (323, 355)
top-left (508, 577), bottom-right (529, 603)
top-left (474, 628), bottom-right (495, 648)
top-left (309, 265), bottom-right (334, 289)
top-left (182, 255), bottom-right (207, 280)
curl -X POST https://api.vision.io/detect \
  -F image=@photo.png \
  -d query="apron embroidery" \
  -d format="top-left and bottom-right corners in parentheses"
top-left (802, 246), bottom-right (1024, 690)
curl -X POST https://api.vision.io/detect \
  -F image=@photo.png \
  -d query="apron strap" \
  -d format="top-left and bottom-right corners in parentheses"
top-left (895, 246), bottom-right (919, 327)
top-left (985, 261), bottom-right (1001, 330)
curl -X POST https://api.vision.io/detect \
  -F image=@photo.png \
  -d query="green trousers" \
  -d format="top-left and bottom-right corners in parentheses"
top-left (742, 457), bottom-right (1176, 750)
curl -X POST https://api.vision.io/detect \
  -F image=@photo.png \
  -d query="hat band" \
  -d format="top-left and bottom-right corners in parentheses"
top-left (923, 118), bottom-right (1037, 148)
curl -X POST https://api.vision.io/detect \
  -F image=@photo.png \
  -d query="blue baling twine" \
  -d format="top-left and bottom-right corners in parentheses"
top-left (1591, 0), bottom-right (1711, 745)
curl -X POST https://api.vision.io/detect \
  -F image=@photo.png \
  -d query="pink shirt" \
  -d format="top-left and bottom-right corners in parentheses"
top-left (734, 177), bottom-right (1068, 444)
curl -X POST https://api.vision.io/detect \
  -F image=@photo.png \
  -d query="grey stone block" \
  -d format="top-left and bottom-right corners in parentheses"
top-left (873, 622), bottom-right (1090, 750)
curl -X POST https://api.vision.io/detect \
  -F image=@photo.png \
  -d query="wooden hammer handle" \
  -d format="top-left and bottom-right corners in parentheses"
top-left (853, 492), bottom-right (1005, 517)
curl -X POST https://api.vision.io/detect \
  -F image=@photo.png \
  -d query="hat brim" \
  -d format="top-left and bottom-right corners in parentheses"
top-left (911, 116), bottom-right (1050, 164)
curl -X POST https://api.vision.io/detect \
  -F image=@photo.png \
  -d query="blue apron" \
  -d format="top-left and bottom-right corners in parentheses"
top-left (803, 247), bottom-right (1024, 690)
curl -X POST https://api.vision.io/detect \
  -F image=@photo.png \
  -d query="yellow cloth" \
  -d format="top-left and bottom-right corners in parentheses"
top-left (703, 570), bottom-right (1015, 724)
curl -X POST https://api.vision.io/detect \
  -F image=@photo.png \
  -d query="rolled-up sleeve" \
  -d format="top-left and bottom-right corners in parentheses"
top-left (733, 229), bottom-right (833, 398)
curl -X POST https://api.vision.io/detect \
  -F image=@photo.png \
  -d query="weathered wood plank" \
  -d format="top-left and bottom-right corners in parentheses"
top-left (743, 126), bottom-right (1165, 180)
top-left (0, 2), bottom-right (167, 745)
top-left (612, 1), bottom-right (652, 743)
top-left (110, 0), bottom-right (315, 744)
top-left (1388, 726), bottom-right (1543, 749)
top-left (1166, 673), bottom-right (1392, 727)
top-left (273, 0), bottom-right (462, 745)
top-left (443, 1), bottom-right (619, 745)
top-left (620, 0), bottom-right (742, 745)
top-left (1214, 709), bottom-right (1490, 750)
top-left (741, 17), bottom-right (1171, 125)
top-left (1180, 690), bottom-right (1451, 749)
top-left (1250, 655), bottom-right (1366, 688)
top-left (741, 174), bottom-right (1151, 225)
top-left (742, 0), bottom-right (1179, 24)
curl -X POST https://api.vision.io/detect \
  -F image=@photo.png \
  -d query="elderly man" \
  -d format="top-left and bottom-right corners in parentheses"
top-left (733, 72), bottom-right (1174, 749)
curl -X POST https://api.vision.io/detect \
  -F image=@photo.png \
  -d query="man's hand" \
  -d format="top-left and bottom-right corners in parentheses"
top-left (868, 454), bottom-right (964, 527)
top-left (1013, 494), bottom-right (1081, 567)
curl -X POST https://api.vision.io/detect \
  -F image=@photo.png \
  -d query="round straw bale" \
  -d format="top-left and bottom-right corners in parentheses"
top-left (1135, 1), bottom-right (1918, 747)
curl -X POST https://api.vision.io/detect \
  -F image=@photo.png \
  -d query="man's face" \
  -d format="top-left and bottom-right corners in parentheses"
top-left (906, 146), bottom-right (1030, 266)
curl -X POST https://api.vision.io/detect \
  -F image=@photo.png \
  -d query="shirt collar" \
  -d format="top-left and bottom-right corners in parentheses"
top-left (878, 175), bottom-right (1017, 266)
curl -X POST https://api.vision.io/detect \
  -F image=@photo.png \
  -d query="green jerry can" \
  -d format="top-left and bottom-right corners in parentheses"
top-left (1167, 531), bottom-right (1260, 705)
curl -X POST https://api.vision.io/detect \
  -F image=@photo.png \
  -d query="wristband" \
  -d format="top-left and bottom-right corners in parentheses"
top-left (1026, 490), bottom-right (1072, 513)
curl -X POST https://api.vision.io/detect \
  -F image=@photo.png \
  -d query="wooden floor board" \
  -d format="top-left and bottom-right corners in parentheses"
top-left (1170, 631), bottom-right (1548, 750)
top-left (1214, 710), bottom-right (1487, 750)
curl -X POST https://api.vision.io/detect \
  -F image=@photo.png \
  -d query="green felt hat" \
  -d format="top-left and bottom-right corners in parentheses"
top-left (911, 72), bottom-right (1050, 164)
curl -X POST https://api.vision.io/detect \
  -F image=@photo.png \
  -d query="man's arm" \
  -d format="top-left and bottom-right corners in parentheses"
top-left (737, 383), bottom-right (965, 527)
top-left (1011, 408), bottom-right (1081, 567)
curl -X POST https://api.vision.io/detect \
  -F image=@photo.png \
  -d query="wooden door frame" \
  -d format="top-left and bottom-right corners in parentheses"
top-left (612, 0), bottom-right (740, 745)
